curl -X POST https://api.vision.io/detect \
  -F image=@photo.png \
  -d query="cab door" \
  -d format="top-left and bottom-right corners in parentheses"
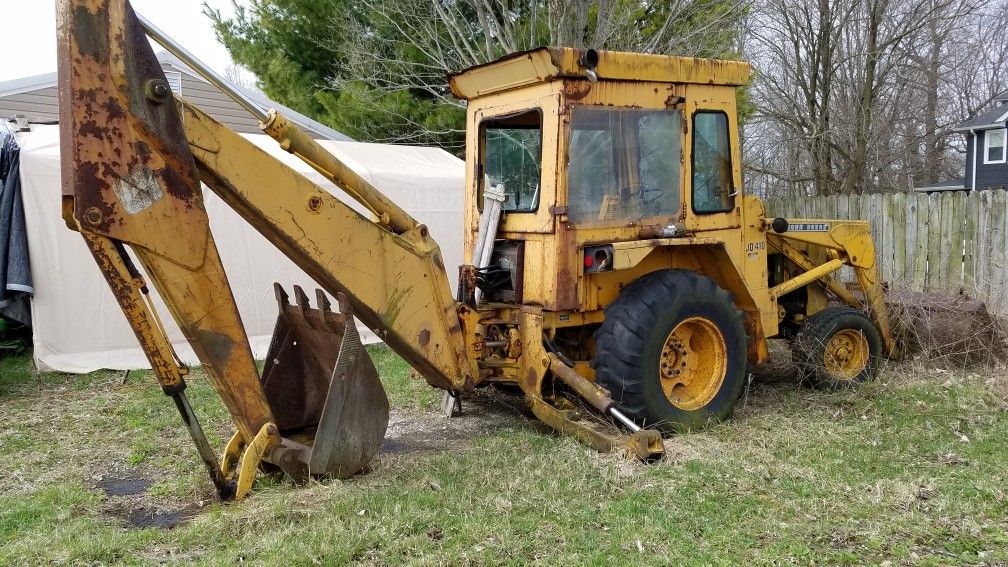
top-left (684, 85), bottom-right (744, 232)
top-left (469, 93), bottom-right (561, 239)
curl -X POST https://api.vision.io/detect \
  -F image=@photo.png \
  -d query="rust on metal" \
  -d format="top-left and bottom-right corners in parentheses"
top-left (57, 0), bottom-right (209, 269)
top-left (268, 439), bottom-right (312, 482)
top-left (553, 224), bottom-right (579, 310)
top-left (742, 309), bottom-right (769, 365)
top-left (78, 232), bottom-right (183, 389)
top-left (458, 265), bottom-right (477, 306)
top-left (308, 289), bottom-right (389, 476)
top-left (562, 79), bottom-right (593, 101)
top-left (260, 284), bottom-right (387, 434)
top-left (307, 194), bottom-right (323, 213)
top-left (59, 0), bottom-right (276, 444)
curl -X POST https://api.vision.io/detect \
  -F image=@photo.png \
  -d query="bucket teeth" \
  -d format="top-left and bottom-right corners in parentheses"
top-left (273, 281), bottom-right (289, 304)
top-left (315, 289), bottom-right (332, 313)
top-left (293, 284), bottom-right (311, 310)
top-left (260, 283), bottom-right (389, 478)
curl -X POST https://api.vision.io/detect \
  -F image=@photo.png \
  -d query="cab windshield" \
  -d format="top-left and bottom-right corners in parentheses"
top-left (566, 107), bottom-right (682, 224)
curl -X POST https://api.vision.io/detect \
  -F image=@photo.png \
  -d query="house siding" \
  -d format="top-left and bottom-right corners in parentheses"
top-left (966, 134), bottom-right (975, 189)
top-left (970, 129), bottom-right (1008, 191)
top-left (1, 66), bottom-right (262, 134)
top-left (0, 86), bottom-right (60, 122)
top-left (175, 72), bottom-right (262, 133)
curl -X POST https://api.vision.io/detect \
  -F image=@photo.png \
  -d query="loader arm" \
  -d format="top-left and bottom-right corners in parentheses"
top-left (767, 220), bottom-right (897, 358)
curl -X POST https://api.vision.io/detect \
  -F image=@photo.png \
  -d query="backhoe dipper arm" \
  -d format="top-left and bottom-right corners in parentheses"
top-left (60, 0), bottom-right (473, 397)
top-left (58, 0), bottom-right (280, 488)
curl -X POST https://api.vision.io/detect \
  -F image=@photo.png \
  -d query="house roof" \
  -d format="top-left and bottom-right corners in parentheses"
top-left (0, 72), bottom-right (59, 99)
top-left (0, 51), bottom-right (352, 142)
top-left (954, 101), bottom-right (1008, 132)
top-left (155, 51), bottom-right (353, 141)
top-left (913, 178), bottom-right (965, 192)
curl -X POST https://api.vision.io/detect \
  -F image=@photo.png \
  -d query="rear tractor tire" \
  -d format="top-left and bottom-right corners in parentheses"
top-left (592, 269), bottom-right (749, 433)
top-left (792, 306), bottom-right (882, 389)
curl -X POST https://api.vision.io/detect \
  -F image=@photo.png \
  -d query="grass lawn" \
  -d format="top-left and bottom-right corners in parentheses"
top-left (0, 344), bottom-right (1006, 565)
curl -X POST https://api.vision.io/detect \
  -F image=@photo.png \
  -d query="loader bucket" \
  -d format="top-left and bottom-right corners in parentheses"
top-left (260, 283), bottom-right (389, 478)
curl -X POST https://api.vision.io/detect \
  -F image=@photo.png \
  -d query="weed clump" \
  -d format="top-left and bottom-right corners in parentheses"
top-left (887, 290), bottom-right (1007, 369)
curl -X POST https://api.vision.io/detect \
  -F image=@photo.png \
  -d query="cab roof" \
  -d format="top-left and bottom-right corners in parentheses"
top-left (448, 47), bottom-right (752, 100)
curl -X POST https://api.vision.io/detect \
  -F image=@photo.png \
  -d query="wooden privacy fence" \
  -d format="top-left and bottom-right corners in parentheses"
top-left (763, 189), bottom-right (1008, 317)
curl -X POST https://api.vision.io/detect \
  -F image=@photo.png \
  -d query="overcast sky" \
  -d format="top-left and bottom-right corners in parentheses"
top-left (0, 1), bottom-right (248, 83)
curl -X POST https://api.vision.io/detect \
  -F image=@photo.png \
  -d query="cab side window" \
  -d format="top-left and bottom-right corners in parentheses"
top-left (691, 111), bottom-right (734, 213)
top-left (481, 110), bottom-right (543, 212)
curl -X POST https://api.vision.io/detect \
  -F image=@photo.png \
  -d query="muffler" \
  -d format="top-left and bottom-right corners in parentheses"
top-left (260, 283), bottom-right (389, 478)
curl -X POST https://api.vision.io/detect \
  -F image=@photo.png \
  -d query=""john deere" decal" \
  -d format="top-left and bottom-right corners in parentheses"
top-left (788, 223), bottom-right (830, 232)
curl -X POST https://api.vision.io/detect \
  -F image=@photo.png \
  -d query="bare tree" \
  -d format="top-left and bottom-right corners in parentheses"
top-left (224, 64), bottom-right (261, 94)
top-left (747, 0), bottom-right (854, 195)
top-left (744, 0), bottom-right (1008, 197)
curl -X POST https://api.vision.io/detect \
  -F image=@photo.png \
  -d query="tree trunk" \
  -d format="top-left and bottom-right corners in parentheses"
top-left (922, 5), bottom-right (943, 186)
top-left (842, 0), bottom-right (883, 195)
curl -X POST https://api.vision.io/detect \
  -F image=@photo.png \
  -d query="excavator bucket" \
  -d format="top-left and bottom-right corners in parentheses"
top-left (261, 284), bottom-right (389, 478)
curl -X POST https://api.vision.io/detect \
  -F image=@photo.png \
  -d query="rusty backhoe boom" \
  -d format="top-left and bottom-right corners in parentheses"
top-left (182, 99), bottom-right (474, 391)
top-left (57, 0), bottom-right (471, 499)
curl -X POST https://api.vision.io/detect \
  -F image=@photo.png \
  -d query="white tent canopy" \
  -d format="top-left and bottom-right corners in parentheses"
top-left (18, 125), bottom-right (464, 373)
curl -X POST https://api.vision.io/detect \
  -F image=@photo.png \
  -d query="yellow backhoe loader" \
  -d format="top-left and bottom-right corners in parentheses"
top-left (57, 0), bottom-right (897, 500)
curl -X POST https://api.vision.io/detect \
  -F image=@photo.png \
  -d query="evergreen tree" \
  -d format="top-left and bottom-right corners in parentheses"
top-left (206, 0), bottom-right (748, 152)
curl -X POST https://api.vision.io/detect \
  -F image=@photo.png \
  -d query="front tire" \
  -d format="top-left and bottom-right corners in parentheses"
top-left (592, 269), bottom-right (748, 433)
top-left (792, 306), bottom-right (882, 388)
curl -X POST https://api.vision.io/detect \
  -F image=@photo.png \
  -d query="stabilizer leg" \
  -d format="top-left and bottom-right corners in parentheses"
top-left (79, 232), bottom-right (238, 499)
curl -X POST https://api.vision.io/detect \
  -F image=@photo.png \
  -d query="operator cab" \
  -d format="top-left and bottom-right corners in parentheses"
top-left (449, 47), bottom-right (750, 310)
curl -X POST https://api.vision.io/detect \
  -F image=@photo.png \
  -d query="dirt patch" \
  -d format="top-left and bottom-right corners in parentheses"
top-left (748, 338), bottom-right (799, 384)
top-left (85, 390), bottom-right (536, 527)
top-left (105, 503), bottom-right (195, 529)
top-left (97, 474), bottom-right (151, 497)
top-left (888, 290), bottom-right (1008, 367)
top-left (95, 469), bottom-right (200, 530)
top-left (382, 387), bottom-right (540, 455)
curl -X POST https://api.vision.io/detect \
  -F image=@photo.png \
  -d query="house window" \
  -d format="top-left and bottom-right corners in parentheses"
top-left (984, 128), bottom-right (1006, 164)
top-left (164, 71), bottom-right (182, 96)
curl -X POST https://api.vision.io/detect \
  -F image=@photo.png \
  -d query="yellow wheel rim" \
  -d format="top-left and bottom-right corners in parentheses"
top-left (823, 329), bottom-right (870, 380)
top-left (659, 317), bottom-right (727, 411)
